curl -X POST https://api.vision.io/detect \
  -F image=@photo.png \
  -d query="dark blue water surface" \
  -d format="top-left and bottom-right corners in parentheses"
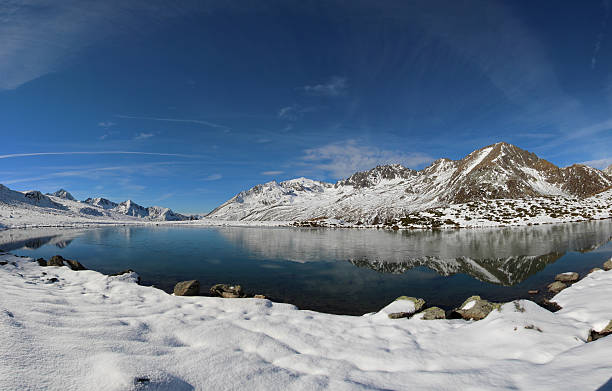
top-left (1, 221), bottom-right (611, 315)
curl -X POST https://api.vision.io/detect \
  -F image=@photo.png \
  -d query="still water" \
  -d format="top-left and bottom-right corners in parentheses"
top-left (1, 221), bottom-right (611, 315)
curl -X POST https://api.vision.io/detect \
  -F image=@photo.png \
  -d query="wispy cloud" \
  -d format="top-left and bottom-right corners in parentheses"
top-left (116, 114), bottom-right (229, 130)
top-left (2, 162), bottom-right (180, 185)
top-left (592, 0), bottom-right (610, 69)
top-left (581, 157), bottom-right (612, 169)
top-left (98, 121), bottom-right (116, 128)
top-left (154, 192), bottom-right (175, 202)
top-left (261, 170), bottom-right (284, 176)
top-left (0, 151), bottom-right (198, 159)
top-left (302, 139), bottom-right (433, 178)
top-left (203, 173), bottom-right (222, 181)
top-left (134, 132), bottom-right (154, 140)
top-left (0, 2), bottom-right (205, 90)
top-left (302, 76), bottom-right (348, 97)
top-left (277, 104), bottom-right (316, 120)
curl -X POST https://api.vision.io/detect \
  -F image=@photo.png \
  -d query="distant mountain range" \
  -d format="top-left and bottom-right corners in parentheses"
top-left (207, 142), bottom-right (612, 224)
top-left (0, 185), bottom-right (191, 222)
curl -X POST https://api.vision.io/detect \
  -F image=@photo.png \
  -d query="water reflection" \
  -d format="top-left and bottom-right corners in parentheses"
top-left (217, 221), bottom-right (612, 285)
top-left (1, 221), bottom-right (611, 288)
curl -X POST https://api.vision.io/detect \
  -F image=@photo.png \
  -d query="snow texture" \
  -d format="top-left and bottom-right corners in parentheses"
top-left (1, 253), bottom-right (612, 390)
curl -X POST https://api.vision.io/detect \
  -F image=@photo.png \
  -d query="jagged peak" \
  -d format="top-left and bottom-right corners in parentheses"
top-left (338, 164), bottom-right (416, 188)
top-left (48, 189), bottom-right (76, 201)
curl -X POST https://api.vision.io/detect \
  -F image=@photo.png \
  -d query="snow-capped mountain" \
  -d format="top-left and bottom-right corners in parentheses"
top-left (47, 189), bottom-right (76, 201)
top-left (84, 197), bottom-right (118, 210)
top-left (0, 185), bottom-right (191, 226)
top-left (605, 164), bottom-right (612, 176)
top-left (83, 197), bottom-right (189, 221)
top-left (0, 185), bottom-right (65, 210)
top-left (208, 142), bottom-right (612, 223)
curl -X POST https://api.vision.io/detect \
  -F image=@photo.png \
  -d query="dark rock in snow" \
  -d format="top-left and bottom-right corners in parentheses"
top-left (547, 281), bottom-right (567, 293)
top-left (47, 255), bottom-right (86, 271)
top-left (451, 296), bottom-right (501, 321)
top-left (588, 320), bottom-right (612, 342)
top-left (174, 280), bottom-right (200, 296)
top-left (210, 284), bottom-right (244, 298)
top-left (554, 272), bottom-right (579, 283)
top-left (603, 259), bottom-right (612, 271)
top-left (420, 307), bottom-right (446, 320)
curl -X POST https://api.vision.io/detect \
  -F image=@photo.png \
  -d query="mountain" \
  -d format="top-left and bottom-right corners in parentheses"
top-left (605, 164), bottom-right (612, 176)
top-left (0, 185), bottom-right (65, 210)
top-left (84, 197), bottom-right (118, 210)
top-left (208, 142), bottom-right (612, 223)
top-left (47, 189), bottom-right (76, 201)
top-left (114, 200), bottom-right (189, 221)
top-left (0, 184), bottom-right (191, 226)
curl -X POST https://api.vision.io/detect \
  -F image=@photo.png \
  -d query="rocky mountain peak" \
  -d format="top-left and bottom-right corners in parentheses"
top-left (604, 164), bottom-right (612, 176)
top-left (84, 197), bottom-right (118, 210)
top-left (338, 164), bottom-right (417, 188)
top-left (48, 189), bottom-right (76, 201)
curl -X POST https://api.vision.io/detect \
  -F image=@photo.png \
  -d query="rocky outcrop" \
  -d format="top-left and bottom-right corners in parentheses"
top-left (210, 284), bottom-right (244, 298)
top-left (603, 259), bottom-right (612, 271)
top-left (547, 281), bottom-right (567, 293)
top-left (554, 272), bottom-right (579, 283)
top-left (173, 280), bottom-right (200, 296)
top-left (377, 296), bottom-right (426, 319)
top-left (48, 189), bottom-right (76, 201)
top-left (419, 307), bottom-right (446, 320)
top-left (451, 296), bottom-right (501, 320)
top-left (45, 255), bottom-right (86, 271)
top-left (588, 320), bottom-right (612, 342)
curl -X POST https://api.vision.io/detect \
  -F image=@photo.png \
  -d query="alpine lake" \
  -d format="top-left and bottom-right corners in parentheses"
top-left (2, 220), bottom-right (611, 315)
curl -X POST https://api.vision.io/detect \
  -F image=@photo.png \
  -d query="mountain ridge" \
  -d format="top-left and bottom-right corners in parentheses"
top-left (207, 142), bottom-right (612, 223)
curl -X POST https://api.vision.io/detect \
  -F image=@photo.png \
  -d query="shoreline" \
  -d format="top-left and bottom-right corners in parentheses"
top-left (1, 214), bottom-right (611, 232)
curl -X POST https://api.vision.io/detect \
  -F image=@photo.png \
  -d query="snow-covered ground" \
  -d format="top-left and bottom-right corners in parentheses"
top-left (1, 252), bottom-right (611, 390)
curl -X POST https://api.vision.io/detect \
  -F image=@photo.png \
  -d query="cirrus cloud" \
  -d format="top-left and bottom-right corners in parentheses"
top-left (302, 139), bottom-right (433, 178)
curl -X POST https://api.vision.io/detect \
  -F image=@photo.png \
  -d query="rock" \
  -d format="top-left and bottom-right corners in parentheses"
top-left (47, 255), bottom-right (65, 267)
top-left (210, 284), bottom-right (244, 298)
top-left (451, 296), bottom-right (501, 321)
top-left (420, 307), bottom-right (446, 320)
top-left (47, 255), bottom-right (86, 271)
top-left (46, 277), bottom-right (59, 283)
top-left (603, 259), bottom-right (612, 271)
top-left (528, 289), bottom-right (539, 295)
top-left (588, 320), bottom-right (612, 342)
top-left (64, 259), bottom-right (87, 271)
top-left (36, 258), bottom-right (47, 267)
top-left (173, 280), bottom-right (200, 296)
top-left (540, 299), bottom-right (562, 312)
top-left (381, 296), bottom-right (426, 319)
top-left (547, 281), bottom-right (567, 293)
top-left (554, 272), bottom-right (579, 283)
top-left (0, 261), bottom-right (7, 266)
top-left (253, 294), bottom-right (267, 299)
top-left (588, 267), bottom-right (603, 274)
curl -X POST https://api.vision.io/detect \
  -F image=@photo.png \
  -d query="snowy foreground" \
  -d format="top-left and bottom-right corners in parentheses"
top-left (1, 253), bottom-right (612, 390)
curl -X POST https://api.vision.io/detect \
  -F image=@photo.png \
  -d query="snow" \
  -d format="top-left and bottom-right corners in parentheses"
top-left (462, 299), bottom-right (476, 310)
top-left (1, 252), bottom-right (612, 390)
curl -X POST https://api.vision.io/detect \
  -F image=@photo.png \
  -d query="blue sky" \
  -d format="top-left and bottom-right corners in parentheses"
top-left (1, 1), bottom-right (612, 213)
